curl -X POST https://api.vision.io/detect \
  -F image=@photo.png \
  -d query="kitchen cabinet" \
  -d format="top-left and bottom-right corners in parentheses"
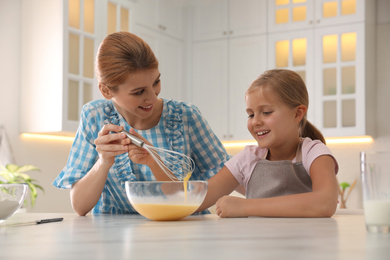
top-left (132, 0), bottom-right (187, 101)
top-left (192, 35), bottom-right (267, 140)
top-left (268, 0), bottom-right (366, 33)
top-left (192, 0), bottom-right (267, 41)
top-left (132, 25), bottom-right (185, 102)
top-left (267, 0), bottom-right (376, 137)
top-left (135, 0), bottom-right (186, 40)
top-left (20, 0), bottom-right (132, 135)
top-left (191, 0), bottom-right (266, 140)
top-left (190, 0), bottom-right (267, 141)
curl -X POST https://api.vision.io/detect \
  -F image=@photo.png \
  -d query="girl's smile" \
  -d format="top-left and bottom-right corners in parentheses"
top-left (246, 87), bottom-right (304, 160)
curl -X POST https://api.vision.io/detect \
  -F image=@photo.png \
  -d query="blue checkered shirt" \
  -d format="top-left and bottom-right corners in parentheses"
top-left (53, 99), bottom-right (230, 214)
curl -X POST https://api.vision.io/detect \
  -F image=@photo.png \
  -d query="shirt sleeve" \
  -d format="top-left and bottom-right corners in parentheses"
top-left (184, 104), bottom-right (231, 180)
top-left (225, 145), bottom-right (266, 188)
top-left (301, 138), bottom-right (339, 175)
top-left (52, 104), bottom-right (100, 189)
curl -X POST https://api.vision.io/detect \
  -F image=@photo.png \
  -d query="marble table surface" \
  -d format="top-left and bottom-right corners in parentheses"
top-left (0, 209), bottom-right (389, 260)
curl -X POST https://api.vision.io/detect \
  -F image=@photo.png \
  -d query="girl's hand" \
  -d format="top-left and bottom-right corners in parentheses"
top-left (215, 196), bottom-right (247, 218)
top-left (127, 129), bottom-right (156, 167)
top-left (94, 124), bottom-right (130, 167)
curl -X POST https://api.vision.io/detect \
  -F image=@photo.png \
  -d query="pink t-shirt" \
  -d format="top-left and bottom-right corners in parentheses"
top-left (225, 137), bottom-right (339, 189)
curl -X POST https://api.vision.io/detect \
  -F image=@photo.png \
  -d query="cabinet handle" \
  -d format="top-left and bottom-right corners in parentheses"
top-left (316, 19), bottom-right (320, 24)
top-left (229, 30), bottom-right (233, 35)
top-left (223, 31), bottom-right (227, 35)
top-left (309, 20), bottom-right (313, 25)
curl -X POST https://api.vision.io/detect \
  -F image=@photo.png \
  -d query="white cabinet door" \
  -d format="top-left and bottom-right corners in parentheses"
top-left (229, 35), bottom-right (267, 140)
top-left (191, 40), bottom-right (229, 139)
top-left (133, 25), bottom-right (184, 102)
top-left (229, 0), bottom-right (267, 37)
top-left (191, 35), bottom-right (267, 141)
top-left (192, 0), bottom-right (267, 41)
top-left (135, 0), bottom-right (185, 39)
top-left (158, 35), bottom-right (184, 101)
top-left (159, 0), bottom-right (185, 38)
top-left (192, 0), bottom-right (228, 41)
top-left (134, 0), bottom-right (159, 30)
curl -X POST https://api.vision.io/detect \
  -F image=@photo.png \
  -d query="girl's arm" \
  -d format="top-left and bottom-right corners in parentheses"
top-left (196, 166), bottom-right (239, 213)
top-left (215, 155), bottom-right (339, 218)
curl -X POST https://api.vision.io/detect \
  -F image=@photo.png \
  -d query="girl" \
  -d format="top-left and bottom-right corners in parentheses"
top-left (197, 69), bottom-right (339, 218)
top-left (53, 32), bottom-right (230, 216)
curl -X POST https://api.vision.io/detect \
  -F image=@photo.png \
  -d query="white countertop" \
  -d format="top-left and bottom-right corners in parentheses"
top-left (0, 209), bottom-right (389, 260)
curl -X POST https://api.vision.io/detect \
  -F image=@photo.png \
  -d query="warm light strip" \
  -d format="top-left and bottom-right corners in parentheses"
top-left (21, 133), bottom-right (373, 146)
top-left (325, 136), bottom-right (373, 144)
top-left (223, 136), bottom-right (374, 148)
top-left (222, 141), bottom-right (257, 148)
top-left (21, 133), bottom-right (75, 142)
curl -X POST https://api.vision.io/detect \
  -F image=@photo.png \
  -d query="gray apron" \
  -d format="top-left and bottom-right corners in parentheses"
top-left (246, 141), bottom-right (312, 199)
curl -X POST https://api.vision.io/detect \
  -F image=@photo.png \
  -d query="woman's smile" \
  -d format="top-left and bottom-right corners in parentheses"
top-left (139, 104), bottom-right (153, 112)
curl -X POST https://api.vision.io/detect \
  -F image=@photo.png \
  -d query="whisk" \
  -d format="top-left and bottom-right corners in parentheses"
top-left (120, 130), bottom-right (195, 181)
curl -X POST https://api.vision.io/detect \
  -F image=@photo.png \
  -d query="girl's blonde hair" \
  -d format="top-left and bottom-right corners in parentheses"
top-left (246, 69), bottom-right (325, 144)
top-left (95, 31), bottom-right (159, 90)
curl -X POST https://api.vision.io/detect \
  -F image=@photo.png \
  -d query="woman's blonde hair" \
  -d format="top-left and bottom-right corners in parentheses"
top-left (95, 31), bottom-right (159, 90)
top-left (246, 69), bottom-right (325, 144)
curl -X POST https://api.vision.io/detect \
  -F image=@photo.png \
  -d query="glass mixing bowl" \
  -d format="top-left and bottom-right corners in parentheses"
top-left (0, 183), bottom-right (28, 223)
top-left (125, 181), bottom-right (208, 221)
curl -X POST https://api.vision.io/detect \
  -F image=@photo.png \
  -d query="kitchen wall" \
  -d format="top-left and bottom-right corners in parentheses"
top-left (0, 0), bottom-right (74, 213)
top-left (1, 0), bottom-right (389, 213)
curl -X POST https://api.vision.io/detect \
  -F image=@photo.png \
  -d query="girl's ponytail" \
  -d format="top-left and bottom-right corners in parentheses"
top-left (300, 119), bottom-right (326, 144)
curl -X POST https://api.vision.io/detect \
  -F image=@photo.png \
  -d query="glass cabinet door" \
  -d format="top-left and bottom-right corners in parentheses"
top-left (107, 1), bottom-right (130, 35)
top-left (67, 0), bottom-right (131, 123)
top-left (267, 30), bottom-right (315, 122)
top-left (268, 0), bottom-right (315, 32)
top-left (67, 0), bottom-right (96, 122)
top-left (314, 24), bottom-right (364, 137)
top-left (268, 0), bottom-right (363, 33)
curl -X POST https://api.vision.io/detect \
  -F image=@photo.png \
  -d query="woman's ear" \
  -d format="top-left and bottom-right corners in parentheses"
top-left (295, 105), bottom-right (307, 121)
top-left (99, 83), bottom-right (112, 99)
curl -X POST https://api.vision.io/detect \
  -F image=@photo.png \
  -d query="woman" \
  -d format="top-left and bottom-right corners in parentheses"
top-left (53, 32), bottom-right (230, 216)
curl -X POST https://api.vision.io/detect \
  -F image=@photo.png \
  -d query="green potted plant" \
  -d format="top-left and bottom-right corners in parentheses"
top-left (338, 179), bottom-right (357, 209)
top-left (0, 164), bottom-right (44, 208)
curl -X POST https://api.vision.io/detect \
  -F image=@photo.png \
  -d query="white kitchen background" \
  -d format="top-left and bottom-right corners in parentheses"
top-left (1, 0), bottom-right (389, 213)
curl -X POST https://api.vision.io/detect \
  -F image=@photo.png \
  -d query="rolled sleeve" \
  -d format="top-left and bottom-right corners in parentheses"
top-left (185, 104), bottom-right (231, 180)
top-left (53, 104), bottom-right (99, 189)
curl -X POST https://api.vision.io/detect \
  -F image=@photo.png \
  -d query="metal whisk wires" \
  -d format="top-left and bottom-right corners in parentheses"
top-left (120, 130), bottom-right (195, 181)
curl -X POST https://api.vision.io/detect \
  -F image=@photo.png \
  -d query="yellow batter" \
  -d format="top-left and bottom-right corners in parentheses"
top-left (132, 203), bottom-right (198, 221)
top-left (134, 172), bottom-right (195, 221)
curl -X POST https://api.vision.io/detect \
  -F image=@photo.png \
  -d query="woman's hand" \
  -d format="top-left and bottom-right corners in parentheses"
top-left (127, 129), bottom-right (156, 167)
top-left (215, 196), bottom-right (247, 218)
top-left (126, 129), bottom-right (173, 181)
top-left (94, 124), bottom-right (130, 167)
